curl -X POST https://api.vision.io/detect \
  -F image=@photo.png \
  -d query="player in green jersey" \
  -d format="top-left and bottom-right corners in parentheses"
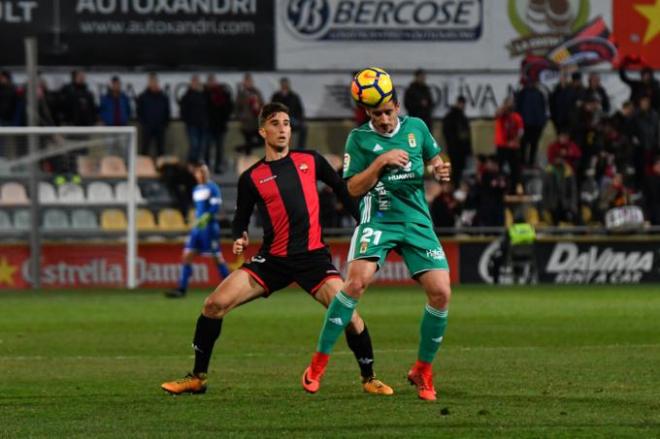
top-left (301, 89), bottom-right (452, 401)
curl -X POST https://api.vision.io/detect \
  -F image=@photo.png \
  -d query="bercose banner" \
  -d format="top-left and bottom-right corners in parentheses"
top-left (1, 0), bottom-right (274, 69)
top-left (0, 241), bottom-right (459, 289)
top-left (276, 0), bottom-right (613, 70)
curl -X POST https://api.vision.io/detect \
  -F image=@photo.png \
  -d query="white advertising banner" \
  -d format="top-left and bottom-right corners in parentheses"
top-left (276, 0), bottom-right (613, 71)
top-left (24, 70), bottom-right (632, 119)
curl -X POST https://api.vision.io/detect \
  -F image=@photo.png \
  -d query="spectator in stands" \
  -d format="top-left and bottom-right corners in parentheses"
top-left (515, 76), bottom-right (547, 166)
top-left (645, 156), bottom-right (660, 225)
top-left (59, 69), bottom-right (97, 126)
top-left (475, 155), bottom-right (507, 227)
top-left (429, 182), bottom-right (458, 228)
top-left (235, 73), bottom-right (263, 155)
top-left (633, 95), bottom-right (660, 187)
top-left (549, 71), bottom-right (573, 132)
top-left (611, 101), bottom-right (638, 148)
top-left (570, 95), bottom-right (602, 180)
top-left (271, 77), bottom-right (306, 149)
top-left (158, 157), bottom-right (197, 217)
top-left (619, 56), bottom-right (660, 110)
top-left (99, 76), bottom-right (131, 126)
top-left (37, 79), bottom-right (59, 126)
top-left (204, 74), bottom-right (233, 174)
top-left (404, 68), bottom-right (434, 131)
top-left (180, 75), bottom-right (209, 164)
top-left (0, 71), bottom-right (17, 128)
top-left (442, 96), bottom-right (472, 183)
top-left (580, 168), bottom-right (600, 223)
top-left (494, 97), bottom-right (524, 194)
top-left (599, 173), bottom-right (633, 212)
top-left (585, 72), bottom-right (610, 115)
top-left (137, 73), bottom-right (170, 158)
top-left (546, 130), bottom-right (581, 172)
top-left (542, 147), bottom-right (578, 224)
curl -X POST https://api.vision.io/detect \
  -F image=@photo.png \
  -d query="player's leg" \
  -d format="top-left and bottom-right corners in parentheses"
top-left (400, 223), bottom-right (451, 401)
top-left (165, 248), bottom-right (197, 298)
top-left (312, 277), bottom-right (393, 395)
top-left (302, 259), bottom-right (379, 393)
top-left (161, 269), bottom-right (265, 394)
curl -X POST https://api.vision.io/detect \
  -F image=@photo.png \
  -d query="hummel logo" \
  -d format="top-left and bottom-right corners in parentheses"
top-left (251, 256), bottom-right (266, 263)
top-left (358, 357), bottom-right (374, 365)
top-left (192, 344), bottom-right (204, 353)
top-left (431, 336), bottom-right (444, 343)
top-left (373, 144), bottom-right (383, 152)
top-left (328, 317), bottom-right (343, 325)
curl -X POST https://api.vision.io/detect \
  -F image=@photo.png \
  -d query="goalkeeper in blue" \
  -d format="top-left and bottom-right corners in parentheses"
top-left (165, 163), bottom-right (230, 298)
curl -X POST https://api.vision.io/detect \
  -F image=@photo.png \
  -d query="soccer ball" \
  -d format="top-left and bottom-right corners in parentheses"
top-left (351, 67), bottom-right (394, 108)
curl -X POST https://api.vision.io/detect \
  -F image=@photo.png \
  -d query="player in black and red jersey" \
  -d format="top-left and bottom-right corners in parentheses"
top-left (161, 103), bottom-right (393, 396)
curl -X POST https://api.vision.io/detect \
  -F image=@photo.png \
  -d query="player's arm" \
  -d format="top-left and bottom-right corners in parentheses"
top-left (421, 119), bottom-right (451, 182)
top-left (346, 150), bottom-right (408, 197)
top-left (196, 184), bottom-right (222, 229)
top-left (231, 173), bottom-right (256, 255)
top-left (315, 152), bottom-right (359, 221)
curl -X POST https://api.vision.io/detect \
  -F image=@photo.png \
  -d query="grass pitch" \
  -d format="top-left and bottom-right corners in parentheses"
top-left (1, 285), bottom-right (659, 438)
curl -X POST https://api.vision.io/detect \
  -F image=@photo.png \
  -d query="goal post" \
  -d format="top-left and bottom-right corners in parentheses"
top-left (0, 126), bottom-right (139, 289)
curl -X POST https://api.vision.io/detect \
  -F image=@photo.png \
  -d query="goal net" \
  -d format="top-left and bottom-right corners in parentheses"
top-left (0, 126), bottom-right (139, 289)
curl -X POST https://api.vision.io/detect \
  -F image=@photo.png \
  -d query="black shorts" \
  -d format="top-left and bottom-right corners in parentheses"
top-left (240, 248), bottom-right (342, 296)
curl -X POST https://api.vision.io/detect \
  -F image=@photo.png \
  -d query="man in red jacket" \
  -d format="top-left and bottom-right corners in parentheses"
top-left (495, 97), bottom-right (524, 194)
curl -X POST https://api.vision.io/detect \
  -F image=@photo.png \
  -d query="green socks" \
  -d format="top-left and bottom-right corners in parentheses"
top-left (316, 291), bottom-right (358, 354)
top-left (418, 304), bottom-right (448, 363)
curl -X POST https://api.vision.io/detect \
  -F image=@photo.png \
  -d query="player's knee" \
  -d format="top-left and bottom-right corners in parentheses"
top-left (428, 282), bottom-right (451, 309)
top-left (202, 295), bottom-right (231, 318)
top-left (343, 276), bottom-right (369, 298)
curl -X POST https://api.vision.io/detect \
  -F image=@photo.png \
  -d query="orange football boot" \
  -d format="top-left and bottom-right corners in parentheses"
top-left (161, 373), bottom-right (207, 395)
top-left (407, 362), bottom-right (437, 401)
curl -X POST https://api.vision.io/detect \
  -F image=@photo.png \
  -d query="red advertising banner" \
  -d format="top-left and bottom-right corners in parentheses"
top-left (0, 241), bottom-right (459, 290)
top-left (613, 0), bottom-right (660, 68)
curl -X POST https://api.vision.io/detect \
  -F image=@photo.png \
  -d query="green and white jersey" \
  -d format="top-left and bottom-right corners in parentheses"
top-left (343, 116), bottom-right (441, 226)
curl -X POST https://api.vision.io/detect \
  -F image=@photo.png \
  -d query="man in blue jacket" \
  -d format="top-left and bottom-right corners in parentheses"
top-left (99, 76), bottom-right (131, 126)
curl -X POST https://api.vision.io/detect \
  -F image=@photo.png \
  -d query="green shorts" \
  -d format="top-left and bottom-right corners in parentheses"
top-left (348, 221), bottom-right (449, 277)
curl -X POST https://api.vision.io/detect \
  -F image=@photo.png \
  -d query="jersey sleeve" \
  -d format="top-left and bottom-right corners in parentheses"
top-left (420, 120), bottom-right (442, 161)
top-left (231, 172), bottom-right (256, 240)
top-left (342, 131), bottom-right (367, 180)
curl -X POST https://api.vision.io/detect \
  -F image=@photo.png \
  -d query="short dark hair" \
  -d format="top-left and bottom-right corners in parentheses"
top-left (457, 95), bottom-right (466, 104)
top-left (259, 102), bottom-right (289, 126)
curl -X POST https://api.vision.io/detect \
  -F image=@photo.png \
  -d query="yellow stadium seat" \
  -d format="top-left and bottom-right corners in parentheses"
top-left (525, 207), bottom-right (540, 226)
top-left (101, 209), bottom-right (127, 230)
top-left (158, 208), bottom-right (187, 231)
top-left (136, 208), bottom-right (157, 231)
top-left (505, 208), bottom-right (513, 227)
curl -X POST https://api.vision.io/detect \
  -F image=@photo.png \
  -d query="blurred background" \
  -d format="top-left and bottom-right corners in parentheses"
top-left (1, 0), bottom-right (659, 289)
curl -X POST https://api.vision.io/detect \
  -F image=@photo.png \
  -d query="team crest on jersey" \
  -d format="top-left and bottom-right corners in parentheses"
top-left (408, 133), bottom-right (417, 148)
top-left (299, 162), bottom-right (309, 173)
top-left (360, 241), bottom-right (368, 254)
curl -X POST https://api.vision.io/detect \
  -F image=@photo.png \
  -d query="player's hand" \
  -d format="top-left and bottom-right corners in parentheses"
top-left (233, 231), bottom-right (249, 255)
top-left (434, 161), bottom-right (451, 182)
top-left (379, 149), bottom-right (409, 168)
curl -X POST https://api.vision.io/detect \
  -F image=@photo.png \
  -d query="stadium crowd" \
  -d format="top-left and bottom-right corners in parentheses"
top-left (1, 63), bottom-right (659, 228)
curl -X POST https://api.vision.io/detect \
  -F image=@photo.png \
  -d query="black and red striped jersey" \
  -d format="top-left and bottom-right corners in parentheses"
top-left (232, 150), bottom-right (358, 257)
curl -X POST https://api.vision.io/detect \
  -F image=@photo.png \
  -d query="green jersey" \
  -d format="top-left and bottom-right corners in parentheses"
top-left (343, 116), bottom-right (441, 226)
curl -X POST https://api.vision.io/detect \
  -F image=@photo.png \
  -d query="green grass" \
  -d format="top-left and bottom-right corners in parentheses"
top-left (1, 285), bottom-right (660, 438)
